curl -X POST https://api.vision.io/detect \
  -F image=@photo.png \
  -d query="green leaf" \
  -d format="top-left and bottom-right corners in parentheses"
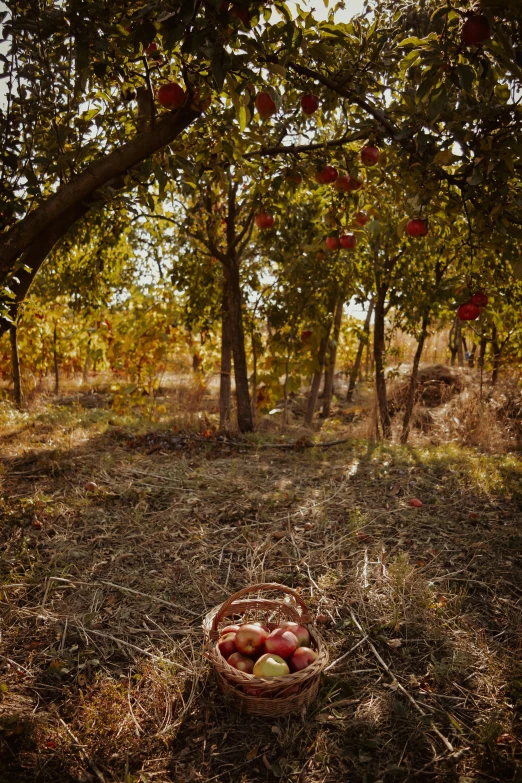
top-left (456, 64), bottom-right (475, 93)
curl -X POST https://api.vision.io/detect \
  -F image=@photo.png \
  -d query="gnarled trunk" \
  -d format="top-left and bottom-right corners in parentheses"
top-left (400, 312), bottom-right (429, 444)
top-left (321, 297), bottom-right (344, 418)
top-left (347, 299), bottom-right (373, 402)
top-left (226, 257), bottom-right (253, 432)
top-left (10, 325), bottom-right (22, 409)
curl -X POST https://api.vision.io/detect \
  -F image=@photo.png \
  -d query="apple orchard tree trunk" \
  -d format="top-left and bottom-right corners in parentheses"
top-left (219, 277), bottom-right (232, 429)
top-left (225, 256), bottom-right (253, 433)
top-left (347, 298), bottom-right (373, 402)
top-left (456, 319), bottom-right (465, 367)
top-left (10, 325), bottom-right (22, 409)
top-left (491, 325), bottom-right (501, 386)
top-left (400, 311), bottom-right (430, 445)
top-left (305, 311), bottom-right (334, 427)
top-left (53, 322), bottom-right (60, 395)
top-left (373, 291), bottom-right (392, 439)
top-left (321, 296), bottom-right (344, 419)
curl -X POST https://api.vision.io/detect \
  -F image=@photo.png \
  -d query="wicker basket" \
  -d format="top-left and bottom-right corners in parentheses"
top-left (203, 583), bottom-right (328, 717)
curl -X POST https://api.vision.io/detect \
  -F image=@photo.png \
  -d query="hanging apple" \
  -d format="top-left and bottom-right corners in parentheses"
top-left (333, 175), bottom-right (351, 192)
top-left (457, 302), bottom-right (481, 321)
top-left (471, 292), bottom-right (488, 307)
top-left (144, 42), bottom-right (158, 55)
top-left (157, 83), bottom-right (186, 109)
top-left (461, 15), bottom-right (490, 46)
top-left (229, 4), bottom-right (250, 25)
top-left (315, 165), bottom-right (338, 185)
top-left (346, 176), bottom-right (363, 192)
top-left (301, 94), bottom-right (320, 115)
top-left (255, 212), bottom-right (274, 229)
top-left (361, 145), bottom-right (380, 166)
top-left (406, 218), bottom-right (428, 237)
top-left (354, 211), bottom-right (369, 226)
top-left (339, 234), bottom-right (357, 250)
top-left (255, 91), bottom-right (276, 119)
top-left (325, 236), bottom-right (339, 251)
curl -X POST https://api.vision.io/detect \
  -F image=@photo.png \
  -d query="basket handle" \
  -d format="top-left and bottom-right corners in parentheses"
top-left (211, 582), bottom-right (313, 633)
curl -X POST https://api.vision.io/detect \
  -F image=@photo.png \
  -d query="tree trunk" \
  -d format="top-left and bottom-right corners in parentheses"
top-left (83, 337), bottom-right (91, 384)
top-left (250, 325), bottom-right (257, 425)
top-left (321, 297), bottom-right (344, 418)
top-left (53, 323), bottom-right (60, 395)
top-left (491, 325), bottom-right (501, 386)
top-left (456, 319), bottom-right (464, 367)
top-left (282, 349), bottom-right (291, 426)
top-left (400, 312), bottom-right (429, 444)
top-left (347, 299), bottom-right (373, 402)
top-left (448, 321), bottom-right (458, 366)
top-left (10, 325), bottom-right (22, 409)
top-left (226, 257), bottom-right (253, 432)
top-left (219, 283), bottom-right (232, 429)
top-left (374, 291), bottom-right (391, 439)
top-left (304, 330), bottom-right (331, 427)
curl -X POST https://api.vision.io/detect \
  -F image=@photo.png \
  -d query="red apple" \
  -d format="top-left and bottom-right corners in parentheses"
top-left (217, 632), bottom-right (237, 659)
top-left (339, 233), bottom-right (357, 250)
top-left (255, 211), bottom-right (274, 229)
top-left (409, 498), bottom-right (423, 508)
top-left (457, 302), bottom-right (481, 321)
top-left (301, 94), bottom-right (320, 115)
top-left (461, 15), bottom-right (490, 46)
top-left (279, 622), bottom-right (310, 647)
top-left (227, 652), bottom-right (255, 673)
top-left (315, 165), bottom-right (338, 185)
top-left (144, 42), bottom-right (158, 55)
top-left (243, 685), bottom-right (262, 696)
top-left (355, 211), bottom-right (369, 226)
top-left (265, 629), bottom-right (298, 659)
top-left (255, 91), bottom-right (276, 119)
top-left (220, 624), bottom-right (240, 636)
top-left (301, 329), bottom-right (313, 343)
top-left (289, 646), bottom-right (317, 672)
top-left (406, 218), bottom-right (428, 237)
top-left (157, 83), bottom-right (186, 109)
top-left (346, 176), bottom-right (363, 191)
top-left (230, 4), bottom-right (249, 25)
top-left (235, 623), bottom-right (268, 656)
top-left (253, 653), bottom-right (290, 677)
top-left (316, 613), bottom-right (329, 624)
top-left (333, 175), bottom-right (351, 192)
top-left (251, 621), bottom-right (270, 633)
top-left (325, 236), bottom-right (339, 251)
top-left (84, 481), bottom-right (98, 491)
top-left (361, 145), bottom-right (380, 166)
top-left (471, 292), bottom-right (488, 307)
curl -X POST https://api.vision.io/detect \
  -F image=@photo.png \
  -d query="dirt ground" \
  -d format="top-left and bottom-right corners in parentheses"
top-left (1, 386), bottom-right (522, 783)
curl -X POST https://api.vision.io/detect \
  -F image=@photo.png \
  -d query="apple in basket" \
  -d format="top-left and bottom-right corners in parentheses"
top-left (265, 629), bottom-right (298, 659)
top-left (253, 653), bottom-right (290, 677)
top-left (278, 622), bottom-right (310, 647)
top-left (235, 623), bottom-right (268, 656)
top-left (251, 621), bottom-right (270, 632)
top-left (289, 647), bottom-right (318, 672)
top-left (217, 632), bottom-right (237, 659)
top-left (227, 652), bottom-right (255, 673)
top-left (220, 624), bottom-right (240, 636)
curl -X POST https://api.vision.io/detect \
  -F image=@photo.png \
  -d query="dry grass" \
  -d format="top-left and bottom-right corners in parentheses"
top-left (1, 381), bottom-right (522, 782)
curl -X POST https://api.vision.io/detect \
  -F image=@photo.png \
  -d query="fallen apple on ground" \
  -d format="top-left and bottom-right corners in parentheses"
top-left (253, 653), bottom-right (290, 677)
